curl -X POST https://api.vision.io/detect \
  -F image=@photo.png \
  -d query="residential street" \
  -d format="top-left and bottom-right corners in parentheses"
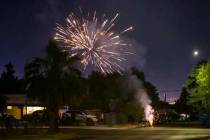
top-left (1, 127), bottom-right (210, 140)
top-left (69, 127), bottom-right (210, 140)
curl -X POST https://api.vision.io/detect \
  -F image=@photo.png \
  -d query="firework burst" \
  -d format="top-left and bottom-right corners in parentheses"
top-left (54, 11), bottom-right (133, 75)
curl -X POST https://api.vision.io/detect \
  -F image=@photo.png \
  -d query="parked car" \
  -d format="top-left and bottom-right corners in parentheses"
top-left (199, 114), bottom-right (210, 126)
top-left (60, 110), bottom-right (98, 125)
top-left (0, 113), bottom-right (19, 128)
top-left (23, 110), bottom-right (48, 125)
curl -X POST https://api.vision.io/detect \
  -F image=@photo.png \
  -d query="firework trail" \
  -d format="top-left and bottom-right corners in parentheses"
top-left (54, 11), bottom-right (133, 75)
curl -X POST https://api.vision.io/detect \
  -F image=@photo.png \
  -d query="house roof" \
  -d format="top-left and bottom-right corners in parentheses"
top-left (2, 94), bottom-right (41, 106)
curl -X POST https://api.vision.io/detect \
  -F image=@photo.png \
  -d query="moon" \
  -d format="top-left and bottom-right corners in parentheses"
top-left (193, 50), bottom-right (199, 56)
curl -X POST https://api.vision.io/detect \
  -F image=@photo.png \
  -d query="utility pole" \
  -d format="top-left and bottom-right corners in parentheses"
top-left (164, 93), bottom-right (167, 102)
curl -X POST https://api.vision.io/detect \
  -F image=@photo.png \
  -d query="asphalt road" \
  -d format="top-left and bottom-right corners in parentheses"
top-left (1, 127), bottom-right (210, 140)
top-left (70, 127), bottom-right (210, 140)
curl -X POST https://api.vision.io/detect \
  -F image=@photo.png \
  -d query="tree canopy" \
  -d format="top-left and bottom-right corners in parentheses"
top-left (24, 40), bottom-right (82, 131)
top-left (80, 68), bottom-right (160, 122)
top-left (0, 95), bottom-right (7, 115)
top-left (0, 63), bottom-right (23, 94)
top-left (186, 60), bottom-right (210, 114)
top-left (175, 88), bottom-right (191, 114)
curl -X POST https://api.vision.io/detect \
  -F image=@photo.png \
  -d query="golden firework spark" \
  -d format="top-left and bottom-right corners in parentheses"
top-left (54, 11), bottom-right (133, 74)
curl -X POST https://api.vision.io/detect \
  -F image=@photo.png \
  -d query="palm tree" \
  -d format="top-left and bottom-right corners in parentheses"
top-left (24, 40), bottom-right (80, 132)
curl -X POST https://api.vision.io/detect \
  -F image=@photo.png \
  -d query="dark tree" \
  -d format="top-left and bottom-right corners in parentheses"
top-left (0, 63), bottom-right (21, 93)
top-left (175, 88), bottom-right (191, 113)
top-left (0, 95), bottom-right (7, 115)
top-left (24, 40), bottom-right (81, 132)
top-left (83, 68), bottom-right (160, 122)
top-left (131, 67), bottom-right (145, 82)
top-left (131, 68), bottom-right (160, 108)
top-left (83, 72), bottom-right (123, 112)
top-left (144, 82), bottom-right (160, 108)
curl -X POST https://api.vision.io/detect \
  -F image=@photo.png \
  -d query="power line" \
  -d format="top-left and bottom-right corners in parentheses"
top-left (158, 90), bottom-right (181, 93)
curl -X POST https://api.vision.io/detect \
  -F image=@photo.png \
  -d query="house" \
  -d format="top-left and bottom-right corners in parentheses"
top-left (4, 94), bottom-right (44, 119)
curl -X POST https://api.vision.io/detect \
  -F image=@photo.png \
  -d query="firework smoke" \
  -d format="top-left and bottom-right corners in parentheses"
top-left (127, 75), bottom-right (154, 126)
top-left (54, 11), bottom-right (133, 75)
top-left (137, 93), bottom-right (154, 126)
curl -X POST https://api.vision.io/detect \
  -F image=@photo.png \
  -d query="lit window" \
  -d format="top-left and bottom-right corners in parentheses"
top-left (7, 106), bottom-right (13, 109)
top-left (26, 106), bottom-right (45, 114)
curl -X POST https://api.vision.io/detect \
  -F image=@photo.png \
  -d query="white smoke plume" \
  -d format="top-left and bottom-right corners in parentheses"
top-left (126, 75), bottom-right (154, 126)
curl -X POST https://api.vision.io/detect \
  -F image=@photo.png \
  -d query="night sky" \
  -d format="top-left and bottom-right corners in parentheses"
top-left (0, 0), bottom-right (210, 99)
